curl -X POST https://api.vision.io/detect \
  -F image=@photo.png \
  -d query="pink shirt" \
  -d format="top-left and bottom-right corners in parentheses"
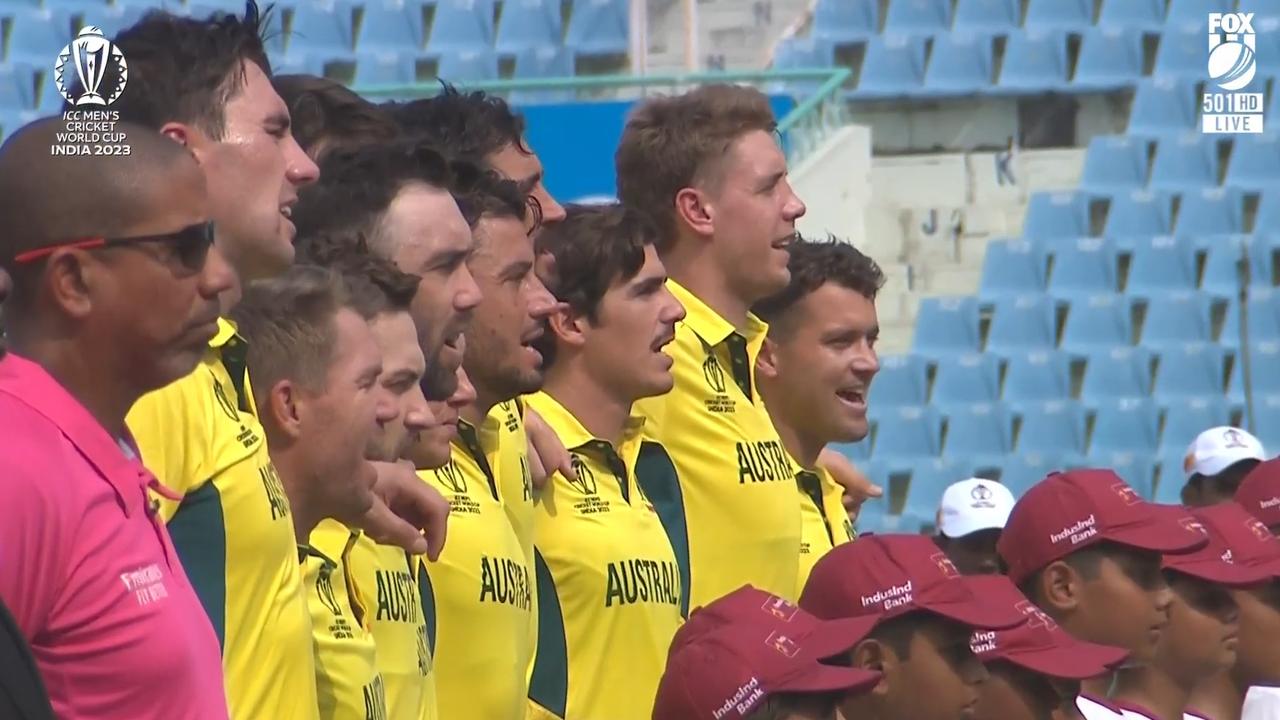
top-left (0, 353), bottom-right (228, 719)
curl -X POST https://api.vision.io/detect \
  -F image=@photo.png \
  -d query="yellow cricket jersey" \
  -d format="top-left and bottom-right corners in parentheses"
top-left (127, 318), bottom-right (317, 720)
top-left (796, 466), bottom-right (857, 590)
top-left (305, 521), bottom-right (388, 720)
top-left (490, 400), bottom-right (535, 558)
top-left (632, 282), bottom-right (803, 606)
top-left (523, 392), bottom-right (685, 720)
top-left (417, 425), bottom-right (535, 720)
top-left (343, 533), bottom-right (438, 720)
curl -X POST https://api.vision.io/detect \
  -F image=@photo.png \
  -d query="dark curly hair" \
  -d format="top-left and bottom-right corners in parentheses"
top-left (383, 83), bottom-right (530, 161)
top-left (752, 236), bottom-right (886, 323)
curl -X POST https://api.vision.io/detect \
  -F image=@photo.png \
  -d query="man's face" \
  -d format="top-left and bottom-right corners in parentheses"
top-left (366, 311), bottom-right (432, 463)
top-left (1156, 572), bottom-right (1240, 679)
top-left (705, 129), bottom-right (805, 304)
top-left (462, 215), bottom-right (556, 406)
top-left (410, 362), bottom-right (477, 470)
top-left (1232, 580), bottom-right (1280, 685)
top-left (578, 245), bottom-right (685, 403)
top-left (380, 183), bottom-right (481, 380)
top-left (487, 141), bottom-right (566, 230)
top-left (298, 308), bottom-right (394, 523)
top-left (972, 662), bottom-right (1057, 720)
top-left (852, 616), bottom-right (987, 720)
top-left (1072, 547), bottom-right (1173, 664)
top-left (195, 60), bottom-right (319, 283)
top-left (939, 530), bottom-right (1003, 576)
top-left (762, 282), bottom-right (878, 444)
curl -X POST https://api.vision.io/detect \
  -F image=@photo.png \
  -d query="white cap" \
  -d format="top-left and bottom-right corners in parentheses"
top-left (936, 478), bottom-right (1016, 539)
top-left (1184, 426), bottom-right (1265, 479)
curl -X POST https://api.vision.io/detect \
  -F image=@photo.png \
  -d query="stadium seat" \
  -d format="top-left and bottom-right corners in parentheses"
top-left (356, 0), bottom-right (425, 60)
top-left (1080, 347), bottom-right (1154, 403)
top-left (943, 403), bottom-right (1014, 465)
top-left (1016, 400), bottom-right (1089, 456)
top-left (904, 458), bottom-right (973, 526)
top-left (286, 4), bottom-right (355, 61)
top-left (1154, 28), bottom-right (1206, 79)
top-left (1090, 451), bottom-right (1156, 498)
top-left (565, 0), bottom-right (628, 56)
top-left (93, 5), bottom-right (151, 41)
top-left (511, 46), bottom-right (575, 102)
top-left (872, 406), bottom-right (944, 461)
top-left (1023, 191), bottom-right (1091, 241)
top-left (1060, 293), bottom-right (1133, 354)
top-left (1074, 27), bottom-right (1144, 90)
top-left (1141, 292), bottom-right (1216, 350)
top-left (495, 0), bottom-right (561, 55)
top-left (1104, 190), bottom-right (1173, 238)
top-left (1251, 395), bottom-right (1280, 450)
top-left (437, 47), bottom-right (499, 82)
top-left (912, 296), bottom-right (981, 359)
top-left (998, 29), bottom-right (1070, 91)
top-left (1081, 136), bottom-right (1149, 195)
top-left (273, 52), bottom-right (327, 77)
top-left (1001, 453), bottom-right (1074, 497)
top-left (883, 0), bottom-right (951, 35)
top-left (1202, 237), bottom-right (1253, 298)
top-left (1153, 343), bottom-right (1225, 401)
top-left (426, 0), bottom-right (495, 55)
top-left (1176, 187), bottom-right (1244, 237)
top-left (1023, 0), bottom-right (1092, 30)
top-left (1047, 238), bottom-right (1119, 299)
top-left (1002, 351), bottom-right (1072, 406)
top-left (1220, 291), bottom-right (1280, 352)
top-left (1225, 134), bottom-right (1280, 191)
top-left (953, 0), bottom-right (1019, 32)
top-left (1159, 395), bottom-right (1231, 452)
top-left (0, 65), bottom-right (34, 111)
top-left (986, 295), bottom-right (1057, 356)
top-left (1154, 452), bottom-right (1191, 503)
top-left (979, 239), bottom-right (1047, 300)
top-left (812, 0), bottom-right (878, 43)
top-left (1166, 0), bottom-right (1233, 30)
top-left (933, 354), bottom-right (1002, 409)
top-left (6, 10), bottom-right (73, 66)
top-left (1149, 134), bottom-right (1220, 192)
top-left (1097, 0), bottom-right (1166, 31)
top-left (868, 354), bottom-right (931, 408)
top-left (922, 31), bottom-right (993, 95)
top-left (353, 52), bottom-right (415, 86)
top-left (772, 37), bottom-right (837, 93)
top-left (1126, 235), bottom-right (1198, 296)
top-left (1256, 191), bottom-right (1280, 235)
top-left (35, 69), bottom-right (63, 113)
top-left (1091, 398), bottom-right (1161, 454)
top-left (1127, 78), bottom-right (1199, 139)
top-left (1230, 341), bottom-right (1280, 403)
top-left (830, 437), bottom-right (873, 464)
top-left (855, 35), bottom-right (926, 98)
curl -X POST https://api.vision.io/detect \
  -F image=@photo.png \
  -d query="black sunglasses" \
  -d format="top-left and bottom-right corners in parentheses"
top-left (13, 221), bottom-right (216, 272)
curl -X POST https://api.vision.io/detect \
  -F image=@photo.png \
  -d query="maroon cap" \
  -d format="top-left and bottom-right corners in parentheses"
top-left (1184, 503), bottom-right (1280, 581)
top-left (798, 534), bottom-right (1027, 630)
top-left (996, 469), bottom-right (1209, 584)
top-left (1162, 506), bottom-right (1273, 587)
top-left (653, 586), bottom-right (881, 720)
top-left (966, 575), bottom-right (1129, 680)
top-left (1235, 457), bottom-right (1280, 529)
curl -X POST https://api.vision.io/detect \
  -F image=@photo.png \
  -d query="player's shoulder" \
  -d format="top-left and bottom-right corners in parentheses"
top-left (0, 392), bottom-right (93, 507)
top-left (130, 361), bottom-right (220, 419)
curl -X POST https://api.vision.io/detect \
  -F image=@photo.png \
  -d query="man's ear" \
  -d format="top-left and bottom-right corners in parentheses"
top-left (44, 250), bottom-right (94, 320)
top-left (1039, 561), bottom-right (1082, 616)
top-left (851, 639), bottom-right (896, 697)
top-left (159, 122), bottom-right (212, 163)
top-left (266, 380), bottom-right (304, 442)
top-left (756, 337), bottom-right (781, 381)
top-left (547, 302), bottom-right (587, 352)
top-left (674, 186), bottom-right (714, 239)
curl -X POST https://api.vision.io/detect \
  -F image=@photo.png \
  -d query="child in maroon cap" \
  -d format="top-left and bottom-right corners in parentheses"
top-left (1235, 457), bottom-right (1280, 537)
top-left (966, 575), bottom-right (1130, 720)
top-left (996, 470), bottom-right (1208, 718)
top-left (798, 534), bottom-right (1027, 720)
top-left (652, 585), bottom-right (882, 720)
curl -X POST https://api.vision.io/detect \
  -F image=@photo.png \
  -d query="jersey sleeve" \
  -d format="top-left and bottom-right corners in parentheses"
top-left (127, 369), bottom-right (212, 516)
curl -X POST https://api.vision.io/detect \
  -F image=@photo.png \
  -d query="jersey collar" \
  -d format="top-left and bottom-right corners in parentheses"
top-left (525, 391), bottom-right (646, 463)
top-left (211, 316), bottom-right (239, 349)
top-left (667, 280), bottom-right (769, 349)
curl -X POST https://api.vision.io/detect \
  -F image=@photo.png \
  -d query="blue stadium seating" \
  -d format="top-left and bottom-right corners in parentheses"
top-left (272, 53), bottom-right (327, 76)
top-left (426, 0), bottom-right (495, 55)
top-left (855, 35), bottom-right (926, 97)
top-left (1081, 136), bottom-right (1149, 195)
top-left (832, 435), bottom-right (873, 463)
top-left (932, 353), bottom-right (1002, 408)
top-left (1149, 134), bottom-right (1220, 192)
top-left (93, 6), bottom-right (151, 41)
top-left (1104, 190), bottom-right (1173, 238)
top-left (286, 4), bottom-right (355, 61)
top-left (1097, 0), bottom-right (1166, 31)
top-left (1017, 400), bottom-right (1089, 456)
top-left (1154, 453), bottom-right (1190, 503)
top-left (905, 458), bottom-right (972, 524)
top-left (987, 295), bottom-right (1057, 355)
top-left (1074, 27), bottom-right (1143, 90)
top-left (1154, 27), bottom-right (1205, 79)
top-left (1141, 292), bottom-right (1216, 349)
top-left (1153, 343), bottom-right (1225, 401)
top-left (1080, 347), bottom-right (1154, 403)
top-left (1166, 0), bottom-right (1233, 30)
top-left (1225, 134), bottom-right (1280, 191)
top-left (773, 37), bottom-right (837, 93)
top-left (883, 0), bottom-right (951, 35)
top-left (1023, 192), bottom-right (1091, 240)
top-left (872, 406), bottom-right (944, 461)
top-left (437, 47), bottom-right (499, 82)
top-left (0, 65), bottom-right (33, 112)
top-left (1061, 293), bottom-right (1133, 354)
top-left (1231, 341), bottom-right (1280, 402)
top-left (813, 0), bottom-right (878, 43)
top-left (922, 32), bottom-right (992, 95)
top-left (1127, 235), bottom-right (1198, 296)
top-left (998, 29), bottom-right (1069, 91)
top-left (1160, 395), bottom-right (1231, 452)
top-left (511, 45), bottom-right (575, 102)
top-left (1252, 395), bottom-right (1280, 450)
top-left (7, 10), bottom-right (73, 66)
top-left (979, 239), bottom-right (1046, 300)
top-left (356, 0), bottom-right (425, 61)
top-left (565, 0), bottom-right (628, 57)
top-left (1002, 351), bottom-right (1072, 406)
top-left (1127, 79), bottom-right (1199, 139)
top-left (1001, 452), bottom-right (1072, 497)
top-left (1090, 451), bottom-right (1156, 498)
top-left (1047, 238), bottom-right (1118, 299)
top-left (943, 403), bottom-right (1014, 465)
top-left (952, 0), bottom-right (1018, 33)
top-left (869, 354), bottom-right (930, 408)
top-left (495, 0), bottom-right (561, 55)
top-left (352, 52), bottom-right (415, 85)
top-left (1023, 0), bottom-right (1092, 31)
top-left (1177, 187), bottom-right (1244, 237)
top-left (913, 297), bottom-right (981, 359)
top-left (1091, 398), bottom-right (1161, 454)
top-left (1256, 192), bottom-right (1280, 235)
top-left (1202, 237), bottom-right (1253, 298)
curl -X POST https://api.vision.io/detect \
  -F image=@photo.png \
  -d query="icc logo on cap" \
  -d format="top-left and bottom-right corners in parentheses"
top-left (55, 26), bottom-right (128, 107)
top-left (1203, 12), bottom-right (1265, 134)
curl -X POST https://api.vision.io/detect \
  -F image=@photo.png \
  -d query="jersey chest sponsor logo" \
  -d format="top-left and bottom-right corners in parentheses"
top-left (316, 565), bottom-right (359, 639)
top-left (702, 353), bottom-right (736, 415)
top-left (604, 558), bottom-right (681, 608)
top-left (212, 376), bottom-right (261, 449)
top-left (260, 463), bottom-right (291, 521)
top-left (736, 440), bottom-right (791, 484)
top-left (119, 563), bottom-right (169, 607)
top-left (478, 555), bottom-right (531, 610)
top-left (569, 453), bottom-right (614, 515)
top-left (435, 461), bottom-right (482, 515)
top-left (363, 675), bottom-right (388, 720)
top-left (374, 569), bottom-right (422, 625)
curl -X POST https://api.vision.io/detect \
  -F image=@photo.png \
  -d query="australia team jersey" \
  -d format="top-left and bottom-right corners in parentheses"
top-left (524, 392), bottom-right (685, 720)
top-left (796, 465), bottom-right (856, 590)
top-left (127, 318), bottom-right (317, 720)
top-left (304, 522), bottom-right (387, 720)
top-left (417, 424), bottom-right (535, 720)
top-left (632, 281), bottom-right (802, 605)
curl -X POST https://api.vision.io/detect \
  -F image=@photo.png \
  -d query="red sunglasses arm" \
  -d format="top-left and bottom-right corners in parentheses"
top-left (12, 238), bottom-right (108, 264)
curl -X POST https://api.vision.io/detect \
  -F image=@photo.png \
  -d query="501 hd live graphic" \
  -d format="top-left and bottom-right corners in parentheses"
top-left (51, 25), bottom-right (132, 156)
top-left (1204, 10), bottom-right (1265, 134)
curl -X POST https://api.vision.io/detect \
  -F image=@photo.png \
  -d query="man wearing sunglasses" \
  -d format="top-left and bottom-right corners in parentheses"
top-left (0, 117), bottom-right (235, 718)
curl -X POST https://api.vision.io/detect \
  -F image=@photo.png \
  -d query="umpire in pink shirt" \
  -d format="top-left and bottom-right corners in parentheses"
top-left (0, 117), bottom-right (235, 718)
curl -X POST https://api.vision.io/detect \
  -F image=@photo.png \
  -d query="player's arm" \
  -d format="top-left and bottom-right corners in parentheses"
top-left (523, 407), bottom-right (575, 489)
top-left (357, 461), bottom-right (450, 559)
top-left (817, 448), bottom-right (882, 522)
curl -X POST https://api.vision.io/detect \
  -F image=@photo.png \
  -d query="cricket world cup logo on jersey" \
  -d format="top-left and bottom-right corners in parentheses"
top-left (1203, 12), bottom-right (1265, 134)
top-left (51, 25), bottom-right (131, 156)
